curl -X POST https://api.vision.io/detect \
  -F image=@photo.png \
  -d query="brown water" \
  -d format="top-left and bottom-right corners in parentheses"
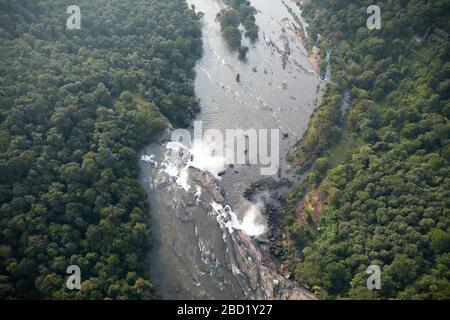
top-left (139, 0), bottom-right (323, 299)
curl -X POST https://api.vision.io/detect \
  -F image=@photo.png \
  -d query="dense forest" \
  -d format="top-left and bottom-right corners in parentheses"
top-left (0, 0), bottom-right (202, 299)
top-left (284, 0), bottom-right (450, 299)
top-left (216, 0), bottom-right (259, 59)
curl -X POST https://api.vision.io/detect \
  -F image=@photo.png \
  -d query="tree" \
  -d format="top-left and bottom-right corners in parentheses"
top-left (0, 0), bottom-right (203, 299)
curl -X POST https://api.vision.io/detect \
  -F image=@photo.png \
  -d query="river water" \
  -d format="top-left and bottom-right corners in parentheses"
top-left (139, 0), bottom-right (322, 299)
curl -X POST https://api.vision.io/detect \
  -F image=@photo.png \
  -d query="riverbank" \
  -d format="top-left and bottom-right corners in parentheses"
top-left (279, 0), bottom-right (450, 300)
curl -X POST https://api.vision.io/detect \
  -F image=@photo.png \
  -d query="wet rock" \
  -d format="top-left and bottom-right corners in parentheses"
top-left (242, 177), bottom-right (295, 262)
top-left (153, 172), bottom-right (169, 187)
top-left (188, 166), bottom-right (224, 203)
top-left (185, 194), bottom-right (197, 207)
top-left (232, 230), bottom-right (315, 300)
top-left (243, 177), bottom-right (292, 200)
top-left (176, 207), bottom-right (191, 222)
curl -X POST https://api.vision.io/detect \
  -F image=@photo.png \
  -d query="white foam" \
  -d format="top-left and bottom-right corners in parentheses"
top-left (194, 185), bottom-right (202, 197)
top-left (188, 139), bottom-right (226, 179)
top-left (166, 141), bottom-right (185, 152)
top-left (194, 186), bottom-right (202, 205)
top-left (210, 202), bottom-right (266, 238)
top-left (160, 143), bottom-right (191, 191)
top-left (231, 263), bottom-right (242, 276)
top-left (140, 154), bottom-right (156, 165)
top-left (239, 205), bottom-right (266, 237)
top-left (157, 141), bottom-right (266, 237)
top-left (165, 139), bottom-right (226, 179)
top-left (177, 167), bottom-right (190, 191)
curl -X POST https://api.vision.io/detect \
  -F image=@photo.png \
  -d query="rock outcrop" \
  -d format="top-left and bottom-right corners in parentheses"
top-left (188, 166), bottom-right (224, 203)
top-left (232, 230), bottom-right (316, 300)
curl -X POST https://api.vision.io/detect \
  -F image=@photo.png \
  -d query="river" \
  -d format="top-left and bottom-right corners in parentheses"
top-left (139, 0), bottom-right (323, 299)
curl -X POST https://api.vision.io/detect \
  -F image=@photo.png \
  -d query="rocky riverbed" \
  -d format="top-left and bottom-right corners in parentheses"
top-left (244, 178), bottom-right (293, 260)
